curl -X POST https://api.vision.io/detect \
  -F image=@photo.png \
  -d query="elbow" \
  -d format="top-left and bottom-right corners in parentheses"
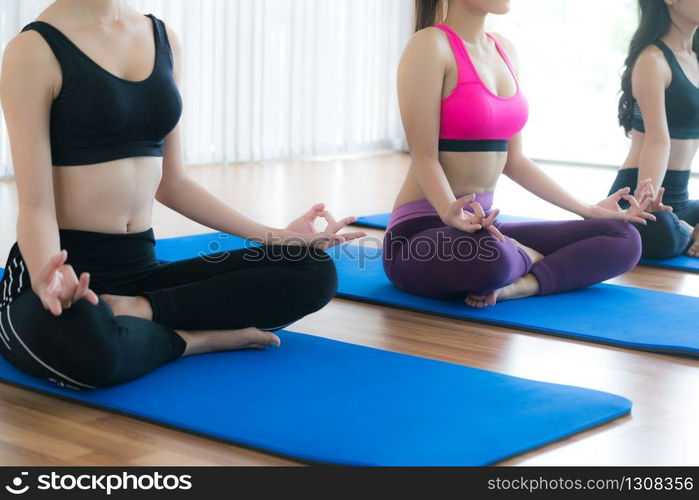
top-left (17, 199), bottom-right (56, 218)
top-left (154, 188), bottom-right (170, 206)
top-left (16, 205), bottom-right (58, 237)
top-left (155, 176), bottom-right (185, 206)
top-left (503, 154), bottom-right (526, 175)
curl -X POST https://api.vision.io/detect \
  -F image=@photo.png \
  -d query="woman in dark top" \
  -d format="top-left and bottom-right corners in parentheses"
top-left (0, 0), bottom-right (364, 390)
top-left (610, 0), bottom-right (699, 260)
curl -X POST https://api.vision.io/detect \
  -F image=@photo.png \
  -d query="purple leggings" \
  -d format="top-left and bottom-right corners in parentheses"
top-left (382, 194), bottom-right (642, 298)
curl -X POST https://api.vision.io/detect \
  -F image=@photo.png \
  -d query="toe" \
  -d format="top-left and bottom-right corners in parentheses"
top-left (242, 329), bottom-right (281, 349)
top-left (268, 333), bottom-right (282, 348)
top-left (256, 331), bottom-right (281, 348)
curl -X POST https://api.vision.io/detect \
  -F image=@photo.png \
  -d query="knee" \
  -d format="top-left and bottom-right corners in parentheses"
top-left (32, 300), bottom-right (122, 388)
top-left (614, 220), bottom-right (642, 264)
top-left (287, 248), bottom-right (338, 312)
top-left (308, 251), bottom-right (339, 309)
top-left (644, 210), bottom-right (691, 260)
top-left (591, 219), bottom-right (643, 268)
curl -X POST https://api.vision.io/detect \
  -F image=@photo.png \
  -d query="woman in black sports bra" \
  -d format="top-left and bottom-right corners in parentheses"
top-left (0, 0), bottom-right (364, 390)
top-left (610, 0), bottom-right (699, 260)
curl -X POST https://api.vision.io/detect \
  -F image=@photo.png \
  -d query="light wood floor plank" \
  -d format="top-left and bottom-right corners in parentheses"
top-left (0, 153), bottom-right (697, 465)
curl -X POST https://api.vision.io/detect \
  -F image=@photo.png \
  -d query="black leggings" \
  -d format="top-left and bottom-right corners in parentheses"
top-left (610, 168), bottom-right (699, 260)
top-left (0, 229), bottom-right (337, 390)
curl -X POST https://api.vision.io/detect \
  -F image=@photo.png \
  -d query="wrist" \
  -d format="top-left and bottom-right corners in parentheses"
top-left (268, 227), bottom-right (288, 244)
top-left (578, 204), bottom-right (594, 219)
top-left (438, 206), bottom-right (452, 224)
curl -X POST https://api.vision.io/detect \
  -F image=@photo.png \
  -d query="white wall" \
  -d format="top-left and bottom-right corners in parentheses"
top-left (0, 0), bottom-right (414, 177)
top-left (487, 0), bottom-right (663, 168)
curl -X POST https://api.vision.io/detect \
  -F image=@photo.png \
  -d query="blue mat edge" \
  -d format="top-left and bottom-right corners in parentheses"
top-left (334, 287), bottom-right (698, 358)
top-left (0, 328), bottom-right (632, 466)
top-left (0, 263), bottom-right (633, 465)
top-left (352, 214), bottom-right (699, 273)
top-left (0, 363), bottom-right (632, 466)
top-left (153, 233), bottom-right (698, 357)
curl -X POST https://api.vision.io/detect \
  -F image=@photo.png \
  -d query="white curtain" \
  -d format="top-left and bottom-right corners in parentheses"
top-left (0, 0), bottom-right (413, 177)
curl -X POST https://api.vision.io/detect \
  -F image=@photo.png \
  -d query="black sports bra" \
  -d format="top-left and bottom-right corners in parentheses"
top-left (632, 40), bottom-right (699, 140)
top-left (21, 14), bottom-right (182, 166)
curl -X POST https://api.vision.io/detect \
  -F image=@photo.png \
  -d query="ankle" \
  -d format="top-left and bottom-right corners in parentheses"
top-left (512, 239), bottom-right (544, 265)
top-left (132, 296), bottom-right (153, 321)
top-left (102, 295), bottom-right (153, 321)
top-left (502, 274), bottom-right (540, 300)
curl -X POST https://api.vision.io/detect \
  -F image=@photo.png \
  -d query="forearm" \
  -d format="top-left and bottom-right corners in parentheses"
top-left (16, 206), bottom-right (61, 285)
top-left (156, 177), bottom-right (282, 242)
top-left (413, 158), bottom-right (457, 219)
top-left (505, 156), bottom-right (591, 217)
top-left (637, 138), bottom-right (670, 193)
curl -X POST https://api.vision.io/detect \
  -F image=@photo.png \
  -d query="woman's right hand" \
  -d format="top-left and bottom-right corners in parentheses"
top-left (33, 250), bottom-right (99, 316)
top-left (635, 179), bottom-right (673, 213)
top-left (441, 195), bottom-right (506, 242)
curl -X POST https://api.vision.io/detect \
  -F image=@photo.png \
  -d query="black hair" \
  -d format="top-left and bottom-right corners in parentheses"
top-left (619, 0), bottom-right (699, 135)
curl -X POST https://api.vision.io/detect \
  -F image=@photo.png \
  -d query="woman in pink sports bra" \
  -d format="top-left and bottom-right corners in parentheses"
top-left (383, 0), bottom-right (655, 308)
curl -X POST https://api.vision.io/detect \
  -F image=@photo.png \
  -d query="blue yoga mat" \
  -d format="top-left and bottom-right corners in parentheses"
top-left (155, 232), bottom-right (256, 263)
top-left (154, 233), bottom-right (698, 358)
top-left (334, 245), bottom-right (699, 357)
top-left (353, 213), bottom-right (539, 229)
top-left (353, 213), bottom-right (699, 273)
top-left (0, 320), bottom-right (630, 465)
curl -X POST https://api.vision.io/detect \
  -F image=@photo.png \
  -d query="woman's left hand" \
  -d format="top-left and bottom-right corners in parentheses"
top-left (587, 187), bottom-right (656, 224)
top-left (279, 203), bottom-right (367, 250)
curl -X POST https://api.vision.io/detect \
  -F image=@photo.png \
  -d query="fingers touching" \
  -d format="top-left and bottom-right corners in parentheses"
top-left (74, 273), bottom-right (99, 306)
top-left (611, 187), bottom-right (631, 203)
top-left (39, 250), bottom-right (99, 316)
top-left (486, 225), bottom-right (506, 243)
top-left (305, 203), bottom-right (325, 220)
top-left (470, 201), bottom-right (486, 220)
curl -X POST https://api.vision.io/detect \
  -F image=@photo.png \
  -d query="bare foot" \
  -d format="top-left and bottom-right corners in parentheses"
top-left (102, 295), bottom-right (280, 355)
top-left (178, 327), bottom-right (281, 356)
top-left (466, 274), bottom-right (541, 309)
top-left (101, 294), bottom-right (153, 321)
top-left (687, 224), bottom-right (699, 258)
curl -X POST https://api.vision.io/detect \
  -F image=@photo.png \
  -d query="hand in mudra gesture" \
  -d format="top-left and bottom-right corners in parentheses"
top-left (33, 250), bottom-right (99, 316)
top-left (441, 194), bottom-right (506, 242)
top-left (588, 187), bottom-right (656, 224)
top-left (280, 203), bottom-right (367, 250)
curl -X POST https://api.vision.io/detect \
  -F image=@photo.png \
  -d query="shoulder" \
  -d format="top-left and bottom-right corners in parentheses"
top-left (488, 32), bottom-right (518, 58)
top-left (3, 29), bottom-right (55, 67)
top-left (1, 30), bottom-right (61, 102)
top-left (403, 26), bottom-right (453, 60)
top-left (157, 17), bottom-right (181, 55)
top-left (633, 44), bottom-right (671, 85)
top-left (1, 29), bottom-right (60, 87)
top-left (635, 44), bottom-right (671, 72)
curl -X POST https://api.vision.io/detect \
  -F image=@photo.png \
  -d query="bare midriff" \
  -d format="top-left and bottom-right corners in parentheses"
top-left (393, 150), bottom-right (507, 211)
top-left (53, 156), bottom-right (162, 234)
top-left (622, 130), bottom-right (699, 172)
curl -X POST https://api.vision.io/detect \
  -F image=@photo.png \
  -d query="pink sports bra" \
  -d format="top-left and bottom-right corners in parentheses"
top-left (435, 24), bottom-right (529, 153)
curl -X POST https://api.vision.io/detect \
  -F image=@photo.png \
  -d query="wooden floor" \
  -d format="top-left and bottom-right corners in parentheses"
top-left (0, 152), bottom-right (697, 466)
